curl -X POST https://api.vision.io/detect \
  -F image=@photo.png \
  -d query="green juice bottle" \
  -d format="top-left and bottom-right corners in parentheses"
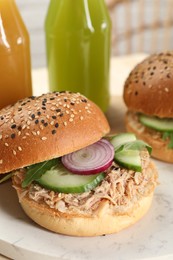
top-left (45, 0), bottom-right (111, 112)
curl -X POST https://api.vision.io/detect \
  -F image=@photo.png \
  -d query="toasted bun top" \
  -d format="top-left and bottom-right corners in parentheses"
top-left (123, 51), bottom-right (173, 118)
top-left (0, 92), bottom-right (110, 174)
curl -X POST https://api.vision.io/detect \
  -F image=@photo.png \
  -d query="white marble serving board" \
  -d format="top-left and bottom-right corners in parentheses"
top-left (0, 159), bottom-right (173, 260)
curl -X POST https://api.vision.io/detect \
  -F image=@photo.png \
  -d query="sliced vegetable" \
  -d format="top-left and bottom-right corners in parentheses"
top-left (139, 114), bottom-right (173, 132)
top-left (22, 158), bottom-right (58, 188)
top-left (162, 132), bottom-right (173, 149)
top-left (37, 164), bottom-right (105, 193)
top-left (115, 150), bottom-right (141, 172)
top-left (114, 140), bottom-right (152, 172)
top-left (0, 172), bottom-right (13, 184)
top-left (61, 139), bottom-right (114, 175)
top-left (110, 133), bottom-right (136, 150)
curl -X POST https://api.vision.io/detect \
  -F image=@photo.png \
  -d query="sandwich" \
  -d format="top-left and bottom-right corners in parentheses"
top-left (123, 51), bottom-right (173, 163)
top-left (0, 91), bottom-right (158, 236)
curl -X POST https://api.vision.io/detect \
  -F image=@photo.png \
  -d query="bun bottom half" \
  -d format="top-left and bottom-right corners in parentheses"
top-left (125, 113), bottom-right (173, 163)
top-left (16, 190), bottom-right (154, 237)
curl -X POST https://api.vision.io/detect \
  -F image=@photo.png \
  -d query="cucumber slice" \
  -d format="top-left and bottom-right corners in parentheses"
top-left (115, 150), bottom-right (141, 172)
top-left (110, 133), bottom-right (136, 150)
top-left (139, 114), bottom-right (173, 132)
top-left (36, 164), bottom-right (105, 193)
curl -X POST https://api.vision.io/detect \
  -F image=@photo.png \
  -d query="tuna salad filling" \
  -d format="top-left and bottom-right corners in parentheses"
top-left (12, 151), bottom-right (158, 216)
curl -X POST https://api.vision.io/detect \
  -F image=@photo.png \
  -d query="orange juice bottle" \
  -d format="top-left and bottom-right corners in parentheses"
top-left (0, 0), bottom-right (32, 109)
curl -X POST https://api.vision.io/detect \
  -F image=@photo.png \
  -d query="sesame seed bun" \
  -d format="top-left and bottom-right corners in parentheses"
top-left (123, 52), bottom-right (173, 162)
top-left (0, 91), bottom-right (110, 174)
top-left (123, 51), bottom-right (173, 118)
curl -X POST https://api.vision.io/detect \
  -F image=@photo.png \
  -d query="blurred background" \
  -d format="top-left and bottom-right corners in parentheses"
top-left (16, 0), bottom-right (173, 68)
top-left (16, 0), bottom-right (49, 68)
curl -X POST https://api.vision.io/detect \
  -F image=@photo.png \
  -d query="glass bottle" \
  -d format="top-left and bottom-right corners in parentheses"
top-left (45, 0), bottom-right (111, 112)
top-left (0, 0), bottom-right (32, 109)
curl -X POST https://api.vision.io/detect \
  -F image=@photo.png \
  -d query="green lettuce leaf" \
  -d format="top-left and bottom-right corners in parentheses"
top-left (22, 158), bottom-right (58, 188)
top-left (116, 140), bottom-right (152, 154)
top-left (162, 132), bottom-right (173, 149)
top-left (0, 172), bottom-right (13, 184)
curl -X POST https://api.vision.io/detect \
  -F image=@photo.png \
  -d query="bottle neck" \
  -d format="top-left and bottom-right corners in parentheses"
top-left (46, 0), bottom-right (110, 32)
top-left (0, 0), bottom-right (16, 9)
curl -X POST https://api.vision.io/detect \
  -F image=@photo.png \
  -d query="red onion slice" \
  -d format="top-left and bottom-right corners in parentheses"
top-left (61, 139), bottom-right (114, 175)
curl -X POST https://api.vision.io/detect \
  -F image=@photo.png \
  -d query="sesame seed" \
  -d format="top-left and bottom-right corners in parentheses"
top-left (55, 123), bottom-right (59, 128)
top-left (11, 133), bottom-right (16, 139)
top-left (80, 116), bottom-right (84, 120)
top-left (5, 143), bottom-right (9, 147)
top-left (11, 124), bottom-right (16, 129)
top-left (18, 126), bottom-right (22, 131)
top-left (18, 146), bottom-right (22, 151)
top-left (0, 135), bottom-right (2, 139)
top-left (71, 114), bottom-right (74, 118)
top-left (37, 131), bottom-right (40, 135)
top-left (13, 150), bottom-right (16, 155)
top-left (69, 118), bottom-right (73, 122)
top-left (64, 122), bottom-right (67, 126)
top-left (32, 131), bottom-right (37, 136)
top-left (41, 137), bottom-right (47, 140)
top-left (52, 130), bottom-right (56, 135)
